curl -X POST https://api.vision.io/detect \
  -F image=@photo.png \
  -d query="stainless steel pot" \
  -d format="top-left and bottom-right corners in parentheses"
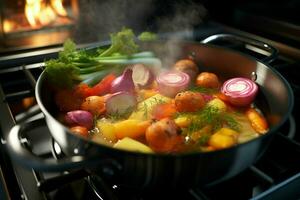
top-left (6, 34), bottom-right (294, 190)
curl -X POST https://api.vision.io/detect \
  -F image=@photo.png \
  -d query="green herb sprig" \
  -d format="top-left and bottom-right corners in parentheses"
top-left (179, 106), bottom-right (241, 137)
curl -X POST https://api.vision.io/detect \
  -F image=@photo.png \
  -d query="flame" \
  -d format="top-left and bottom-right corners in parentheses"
top-left (39, 5), bottom-right (57, 25)
top-left (3, 20), bottom-right (15, 33)
top-left (25, 0), bottom-right (68, 27)
top-left (51, 0), bottom-right (68, 16)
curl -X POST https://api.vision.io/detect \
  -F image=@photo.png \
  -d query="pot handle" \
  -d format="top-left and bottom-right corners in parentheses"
top-left (5, 118), bottom-right (121, 172)
top-left (201, 33), bottom-right (278, 63)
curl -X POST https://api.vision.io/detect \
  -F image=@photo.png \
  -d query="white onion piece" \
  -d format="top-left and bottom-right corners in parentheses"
top-left (221, 77), bottom-right (258, 106)
top-left (65, 110), bottom-right (93, 129)
top-left (131, 64), bottom-right (154, 88)
top-left (111, 68), bottom-right (135, 93)
top-left (156, 70), bottom-right (190, 97)
top-left (106, 92), bottom-right (137, 116)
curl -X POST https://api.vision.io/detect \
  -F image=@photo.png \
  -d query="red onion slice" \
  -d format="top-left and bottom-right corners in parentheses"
top-left (221, 77), bottom-right (258, 107)
top-left (156, 70), bottom-right (190, 97)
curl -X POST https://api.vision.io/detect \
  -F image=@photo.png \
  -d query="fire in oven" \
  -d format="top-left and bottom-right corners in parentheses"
top-left (2, 0), bottom-right (78, 33)
top-left (1, 1), bottom-right (300, 200)
top-left (0, 0), bottom-right (79, 51)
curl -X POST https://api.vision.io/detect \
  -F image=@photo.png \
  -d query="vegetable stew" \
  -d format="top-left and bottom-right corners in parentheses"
top-left (46, 29), bottom-right (269, 154)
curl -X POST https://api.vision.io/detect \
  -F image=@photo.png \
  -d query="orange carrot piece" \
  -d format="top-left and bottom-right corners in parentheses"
top-left (245, 108), bottom-right (269, 134)
top-left (152, 102), bottom-right (177, 120)
top-left (81, 96), bottom-right (106, 116)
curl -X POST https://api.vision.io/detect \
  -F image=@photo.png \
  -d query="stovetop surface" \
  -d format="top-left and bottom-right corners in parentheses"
top-left (1, 21), bottom-right (300, 200)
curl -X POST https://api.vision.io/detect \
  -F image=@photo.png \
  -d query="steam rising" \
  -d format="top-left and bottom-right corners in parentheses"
top-left (156, 1), bottom-right (207, 33)
top-left (74, 0), bottom-right (155, 42)
top-left (75, 0), bottom-right (206, 39)
top-left (74, 0), bottom-right (207, 67)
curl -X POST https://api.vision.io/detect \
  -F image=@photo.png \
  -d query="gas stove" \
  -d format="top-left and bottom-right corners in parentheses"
top-left (1, 21), bottom-right (300, 200)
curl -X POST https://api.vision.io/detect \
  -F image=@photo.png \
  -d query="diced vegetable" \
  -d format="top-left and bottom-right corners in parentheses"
top-left (96, 119), bottom-right (116, 142)
top-left (145, 118), bottom-right (183, 152)
top-left (129, 94), bottom-right (171, 120)
top-left (174, 91), bottom-right (205, 112)
top-left (174, 116), bottom-right (192, 128)
top-left (131, 64), bottom-right (154, 88)
top-left (196, 72), bottom-right (220, 88)
top-left (110, 68), bottom-right (135, 94)
top-left (221, 77), bottom-right (258, 107)
top-left (81, 74), bottom-right (116, 96)
top-left (173, 59), bottom-right (199, 80)
top-left (156, 71), bottom-right (190, 97)
top-left (207, 98), bottom-right (227, 113)
top-left (139, 89), bottom-right (159, 100)
top-left (114, 119), bottom-right (151, 139)
top-left (151, 102), bottom-right (177, 120)
top-left (245, 108), bottom-right (268, 134)
top-left (65, 110), bottom-right (93, 129)
top-left (208, 128), bottom-right (239, 149)
top-left (105, 92), bottom-right (137, 117)
top-left (81, 96), bottom-right (106, 116)
top-left (70, 126), bottom-right (89, 137)
top-left (75, 74), bottom-right (116, 98)
top-left (114, 137), bottom-right (153, 153)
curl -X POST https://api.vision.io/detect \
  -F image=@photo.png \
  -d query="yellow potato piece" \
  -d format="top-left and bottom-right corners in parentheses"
top-left (96, 120), bottom-right (116, 142)
top-left (174, 116), bottom-right (192, 128)
top-left (129, 94), bottom-right (171, 120)
top-left (114, 137), bottom-right (153, 153)
top-left (139, 89), bottom-right (159, 100)
top-left (208, 128), bottom-right (239, 149)
top-left (114, 119), bottom-right (151, 139)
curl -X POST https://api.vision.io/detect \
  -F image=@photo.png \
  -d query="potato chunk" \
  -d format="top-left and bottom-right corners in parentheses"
top-left (208, 128), bottom-right (239, 149)
top-left (114, 137), bottom-right (153, 153)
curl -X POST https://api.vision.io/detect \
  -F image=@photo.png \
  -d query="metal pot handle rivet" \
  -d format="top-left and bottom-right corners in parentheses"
top-left (251, 71), bottom-right (257, 81)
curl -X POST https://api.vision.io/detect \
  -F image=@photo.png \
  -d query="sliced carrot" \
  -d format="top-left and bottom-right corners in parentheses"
top-left (245, 108), bottom-right (269, 134)
top-left (152, 102), bottom-right (177, 120)
top-left (74, 74), bottom-right (116, 97)
top-left (89, 74), bottom-right (116, 96)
